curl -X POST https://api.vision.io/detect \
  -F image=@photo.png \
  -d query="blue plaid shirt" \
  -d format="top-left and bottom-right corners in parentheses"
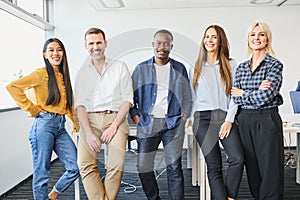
top-left (233, 55), bottom-right (283, 109)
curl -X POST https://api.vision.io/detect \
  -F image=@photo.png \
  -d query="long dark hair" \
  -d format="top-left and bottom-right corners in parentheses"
top-left (193, 25), bottom-right (232, 95)
top-left (43, 38), bottom-right (73, 110)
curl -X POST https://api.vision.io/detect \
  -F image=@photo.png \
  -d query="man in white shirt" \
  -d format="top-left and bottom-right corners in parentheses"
top-left (75, 27), bottom-right (133, 200)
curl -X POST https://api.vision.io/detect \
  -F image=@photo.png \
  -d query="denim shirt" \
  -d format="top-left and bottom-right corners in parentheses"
top-left (130, 57), bottom-right (193, 134)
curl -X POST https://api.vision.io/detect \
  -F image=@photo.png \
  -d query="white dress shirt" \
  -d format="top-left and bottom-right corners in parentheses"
top-left (75, 57), bottom-right (133, 112)
top-left (189, 59), bottom-right (238, 122)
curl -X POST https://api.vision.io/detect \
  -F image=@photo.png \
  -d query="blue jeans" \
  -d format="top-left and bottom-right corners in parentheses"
top-left (137, 118), bottom-right (186, 200)
top-left (29, 112), bottom-right (79, 200)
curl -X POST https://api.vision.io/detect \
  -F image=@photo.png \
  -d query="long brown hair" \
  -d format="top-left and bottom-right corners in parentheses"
top-left (193, 25), bottom-right (232, 95)
top-left (43, 38), bottom-right (73, 110)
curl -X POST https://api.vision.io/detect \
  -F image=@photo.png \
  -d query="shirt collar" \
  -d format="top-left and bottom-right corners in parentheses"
top-left (248, 54), bottom-right (272, 66)
top-left (204, 60), bottom-right (219, 67)
top-left (87, 56), bottom-right (113, 69)
top-left (150, 56), bottom-right (174, 68)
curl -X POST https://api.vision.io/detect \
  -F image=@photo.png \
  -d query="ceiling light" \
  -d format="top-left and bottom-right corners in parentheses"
top-left (250, 0), bottom-right (274, 4)
top-left (277, 0), bottom-right (288, 6)
top-left (99, 0), bottom-right (125, 8)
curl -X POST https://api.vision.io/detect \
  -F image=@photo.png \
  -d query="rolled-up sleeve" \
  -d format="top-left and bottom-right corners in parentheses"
top-left (74, 70), bottom-right (87, 109)
top-left (120, 62), bottom-right (133, 105)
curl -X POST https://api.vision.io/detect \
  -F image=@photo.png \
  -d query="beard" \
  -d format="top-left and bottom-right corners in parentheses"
top-left (155, 50), bottom-right (170, 61)
top-left (91, 49), bottom-right (105, 61)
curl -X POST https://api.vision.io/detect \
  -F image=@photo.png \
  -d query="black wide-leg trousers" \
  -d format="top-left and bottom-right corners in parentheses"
top-left (238, 107), bottom-right (284, 200)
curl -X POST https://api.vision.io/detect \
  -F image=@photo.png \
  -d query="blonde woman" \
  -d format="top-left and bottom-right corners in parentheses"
top-left (231, 22), bottom-right (284, 200)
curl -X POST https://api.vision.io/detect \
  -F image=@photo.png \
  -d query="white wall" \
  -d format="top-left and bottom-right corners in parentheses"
top-left (1, 2), bottom-right (300, 194)
top-left (53, 1), bottom-right (300, 120)
top-left (52, 0), bottom-right (300, 145)
top-left (0, 109), bottom-right (70, 195)
top-left (0, 109), bottom-right (33, 194)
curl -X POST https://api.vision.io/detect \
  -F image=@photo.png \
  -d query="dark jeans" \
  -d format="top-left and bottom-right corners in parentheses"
top-left (238, 107), bottom-right (284, 200)
top-left (137, 118), bottom-right (186, 200)
top-left (193, 109), bottom-right (244, 200)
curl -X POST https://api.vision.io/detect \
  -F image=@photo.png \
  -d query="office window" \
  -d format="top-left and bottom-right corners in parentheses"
top-left (16, 0), bottom-right (44, 17)
top-left (0, 10), bottom-right (45, 109)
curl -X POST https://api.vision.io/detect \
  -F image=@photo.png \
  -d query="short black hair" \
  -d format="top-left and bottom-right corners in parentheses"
top-left (154, 29), bottom-right (173, 41)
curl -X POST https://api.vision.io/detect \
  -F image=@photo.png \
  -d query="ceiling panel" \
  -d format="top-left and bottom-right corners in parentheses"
top-left (88, 0), bottom-right (300, 10)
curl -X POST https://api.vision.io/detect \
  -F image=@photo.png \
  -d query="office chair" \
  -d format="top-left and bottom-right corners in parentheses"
top-left (289, 81), bottom-right (300, 114)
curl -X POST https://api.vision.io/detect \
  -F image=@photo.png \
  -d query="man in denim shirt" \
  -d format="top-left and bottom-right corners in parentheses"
top-left (130, 29), bottom-right (192, 200)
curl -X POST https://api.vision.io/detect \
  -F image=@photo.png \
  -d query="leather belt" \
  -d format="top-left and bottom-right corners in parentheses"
top-left (88, 110), bottom-right (118, 114)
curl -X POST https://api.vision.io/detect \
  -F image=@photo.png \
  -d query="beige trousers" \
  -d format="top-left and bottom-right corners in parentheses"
top-left (77, 113), bottom-right (129, 200)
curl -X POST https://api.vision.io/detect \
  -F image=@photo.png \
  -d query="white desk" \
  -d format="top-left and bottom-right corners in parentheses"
top-left (186, 127), bottom-right (211, 199)
top-left (186, 126), bottom-right (300, 200)
top-left (283, 126), bottom-right (300, 184)
top-left (71, 133), bottom-right (80, 200)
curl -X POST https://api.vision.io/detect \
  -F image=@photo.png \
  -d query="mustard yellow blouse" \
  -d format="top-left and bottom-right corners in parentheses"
top-left (6, 67), bottom-right (79, 132)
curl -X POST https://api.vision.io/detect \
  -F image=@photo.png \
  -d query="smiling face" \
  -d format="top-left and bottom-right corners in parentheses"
top-left (152, 32), bottom-right (173, 65)
top-left (85, 33), bottom-right (107, 62)
top-left (204, 27), bottom-right (219, 54)
top-left (248, 25), bottom-right (269, 52)
top-left (43, 41), bottom-right (64, 70)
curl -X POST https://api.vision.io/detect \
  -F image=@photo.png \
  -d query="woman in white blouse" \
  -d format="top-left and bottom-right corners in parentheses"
top-left (190, 25), bottom-right (244, 200)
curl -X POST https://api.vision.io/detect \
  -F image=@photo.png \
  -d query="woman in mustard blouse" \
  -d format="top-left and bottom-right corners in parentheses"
top-left (6, 38), bottom-right (79, 200)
